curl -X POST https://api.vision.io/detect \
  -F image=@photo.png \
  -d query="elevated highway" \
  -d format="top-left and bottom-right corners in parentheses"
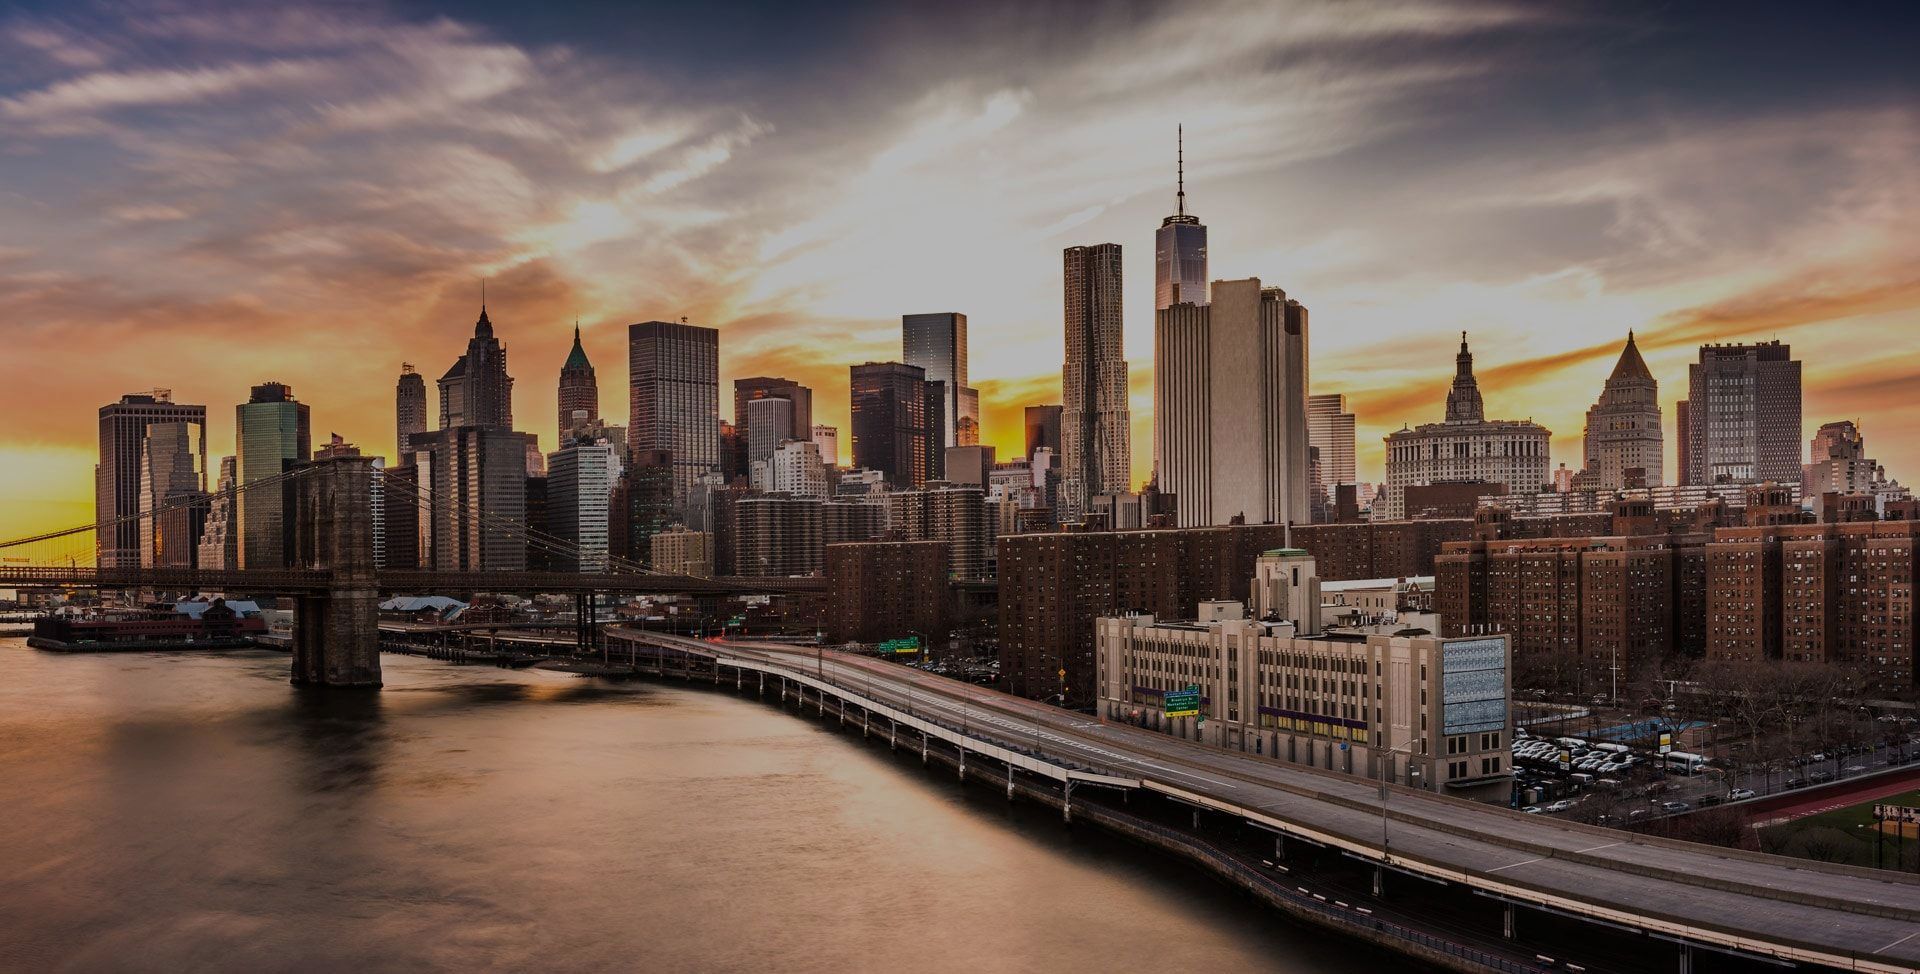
top-left (615, 629), bottom-right (1920, 974)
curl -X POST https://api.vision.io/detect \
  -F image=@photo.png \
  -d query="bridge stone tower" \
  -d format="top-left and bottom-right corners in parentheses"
top-left (291, 455), bottom-right (383, 687)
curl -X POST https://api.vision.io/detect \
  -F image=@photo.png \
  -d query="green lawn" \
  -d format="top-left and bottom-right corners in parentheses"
top-left (1758, 788), bottom-right (1920, 869)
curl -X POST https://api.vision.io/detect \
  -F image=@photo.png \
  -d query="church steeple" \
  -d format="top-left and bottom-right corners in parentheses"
top-left (1445, 331), bottom-right (1485, 423)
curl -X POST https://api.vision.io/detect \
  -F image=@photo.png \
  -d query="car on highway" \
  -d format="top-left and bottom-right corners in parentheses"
top-left (1697, 795), bottom-right (1723, 807)
top-left (1785, 777), bottom-right (1809, 789)
top-left (1521, 805), bottom-right (1543, 814)
top-left (1844, 765), bottom-right (1868, 775)
top-left (1810, 770), bottom-right (1834, 784)
top-left (1728, 788), bottom-right (1756, 801)
top-left (1661, 801), bottom-right (1691, 814)
top-left (1544, 800), bottom-right (1574, 813)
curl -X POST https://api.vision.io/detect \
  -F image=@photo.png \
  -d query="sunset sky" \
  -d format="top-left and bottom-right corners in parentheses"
top-left (2, 0), bottom-right (1917, 540)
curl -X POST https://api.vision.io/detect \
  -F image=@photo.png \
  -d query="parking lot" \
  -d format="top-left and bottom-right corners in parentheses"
top-left (1508, 723), bottom-right (1920, 827)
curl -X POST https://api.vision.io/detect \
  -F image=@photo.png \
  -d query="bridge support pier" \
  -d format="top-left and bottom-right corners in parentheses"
top-left (1502, 902), bottom-right (1514, 940)
top-left (1063, 780), bottom-right (1076, 824)
top-left (1677, 943), bottom-right (1692, 974)
top-left (1006, 764), bottom-right (1015, 801)
top-left (958, 749), bottom-right (966, 781)
top-left (759, 672), bottom-right (764, 697)
top-left (1372, 865), bottom-right (1383, 898)
top-left (290, 456), bottom-right (382, 688)
top-left (922, 729), bottom-right (929, 764)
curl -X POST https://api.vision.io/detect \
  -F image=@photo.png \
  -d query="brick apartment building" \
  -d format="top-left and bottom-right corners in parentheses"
top-left (1436, 492), bottom-right (1920, 696)
top-left (824, 540), bottom-right (951, 645)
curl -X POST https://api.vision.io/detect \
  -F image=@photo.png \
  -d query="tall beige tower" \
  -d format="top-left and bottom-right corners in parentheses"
top-left (1061, 243), bottom-right (1132, 517)
top-left (1153, 277), bottom-right (1310, 527)
top-left (1581, 332), bottom-right (1663, 489)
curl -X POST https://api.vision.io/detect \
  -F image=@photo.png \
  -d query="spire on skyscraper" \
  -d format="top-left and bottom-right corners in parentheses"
top-left (1177, 124), bottom-right (1185, 217)
top-left (1445, 332), bottom-right (1485, 423)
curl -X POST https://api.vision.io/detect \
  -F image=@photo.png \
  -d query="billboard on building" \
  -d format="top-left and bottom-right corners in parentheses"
top-left (1440, 637), bottom-right (1507, 737)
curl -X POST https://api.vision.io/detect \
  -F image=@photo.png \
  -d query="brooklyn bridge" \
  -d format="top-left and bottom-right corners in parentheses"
top-left (0, 455), bottom-right (819, 687)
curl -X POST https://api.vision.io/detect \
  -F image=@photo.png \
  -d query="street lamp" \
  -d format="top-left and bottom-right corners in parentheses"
top-left (1378, 738), bottom-right (1421, 865)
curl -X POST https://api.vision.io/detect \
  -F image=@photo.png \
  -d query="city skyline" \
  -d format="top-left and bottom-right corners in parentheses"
top-left (4, 1), bottom-right (1919, 542)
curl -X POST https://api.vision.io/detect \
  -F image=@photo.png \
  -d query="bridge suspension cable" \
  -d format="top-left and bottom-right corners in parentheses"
top-left (0, 465), bottom-right (315, 568)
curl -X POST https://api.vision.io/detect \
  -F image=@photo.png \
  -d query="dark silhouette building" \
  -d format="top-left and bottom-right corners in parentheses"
top-left (850, 361), bottom-right (943, 488)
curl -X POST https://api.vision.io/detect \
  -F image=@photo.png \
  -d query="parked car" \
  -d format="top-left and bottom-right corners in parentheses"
top-left (1810, 771), bottom-right (1834, 784)
top-left (1728, 788), bottom-right (1756, 801)
top-left (1544, 800), bottom-right (1574, 813)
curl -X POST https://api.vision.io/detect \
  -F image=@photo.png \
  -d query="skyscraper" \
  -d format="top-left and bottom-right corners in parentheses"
top-left (1307, 394), bottom-right (1357, 495)
top-left (1061, 243), bottom-right (1132, 518)
top-left (1154, 126), bottom-right (1207, 310)
top-left (557, 323), bottom-right (599, 444)
top-left (438, 304), bottom-right (515, 431)
top-left (411, 425), bottom-right (536, 571)
top-left (138, 421), bottom-right (207, 568)
top-left (395, 364), bottom-right (426, 456)
top-left (96, 391), bottom-right (206, 569)
top-left (546, 440), bottom-right (622, 571)
top-left (850, 361), bottom-right (940, 488)
top-left (628, 320), bottom-right (720, 498)
top-left (746, 395), bottom-right (793, 464)
top-left (733, 376), bottom-right (812, 441)
top-left (1153, 278), bottom-right (1308, 527)
top-left (1678, 341), bottom-right (1802, 485)
top-left (235, 382), bottom-right (311, 569)
top-left (1023, 404), bottom-right (1062, 461)
top-left (1581, 332), bottom-right (1663, 489)
top-left (196, 456), bottom-right (238, 570)
top-left (902, 313), bottom-right (976, 448)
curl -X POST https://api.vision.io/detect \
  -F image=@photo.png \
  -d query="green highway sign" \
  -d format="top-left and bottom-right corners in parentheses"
top-left (1164, 685), bottom-right (1200, 718)
top-left (877, 636), bottom-right (921, 654)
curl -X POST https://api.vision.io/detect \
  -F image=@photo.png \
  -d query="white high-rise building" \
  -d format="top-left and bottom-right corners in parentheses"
top-left (746, 396), bottom-right (792, 465)
top-left (811, 424), bottom-right (839, 467)
top-left (771, 440), bottom-right (828, 499)
top-left (546, 441), bottom-right (622, 571)
top-left (1153, 277), bottom-right (1310, 527)
top-left (1307, 393), bottom-right (1356, 494)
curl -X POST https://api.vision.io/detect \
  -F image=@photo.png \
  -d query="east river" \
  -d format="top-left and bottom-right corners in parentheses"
top-left (0, 641), bottom-right (1388, 972)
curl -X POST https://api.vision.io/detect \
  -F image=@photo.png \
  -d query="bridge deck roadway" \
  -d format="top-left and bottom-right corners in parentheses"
top-left (0, 567), bottom-right (820, 596)
top-left (621, 631), bottom-right (1920, 974)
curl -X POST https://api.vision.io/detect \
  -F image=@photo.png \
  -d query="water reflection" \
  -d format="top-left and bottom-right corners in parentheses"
top-left (0, 642), bottom-right (1390, 973)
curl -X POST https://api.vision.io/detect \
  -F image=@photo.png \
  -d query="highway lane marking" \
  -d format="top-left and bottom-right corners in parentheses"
top-left (1574, 842), bottom-right (1623, 854)
top-left (825, 664), bottom-right (1245, 788)
top-left (1878, 931), bottom-right (1919, 954)
top-left (1487, 857), bottom-right (1545, 873)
